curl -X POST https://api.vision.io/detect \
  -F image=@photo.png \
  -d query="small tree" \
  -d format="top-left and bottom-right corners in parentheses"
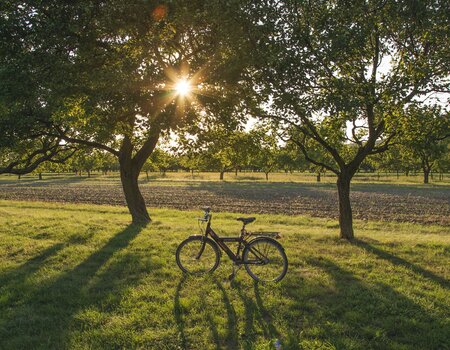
top-left (253, 130), bottom-right (279, 181)
top-left (148, 149), bottom-right (176, 176)
top-left (399, 105), bottom-right (449, 184)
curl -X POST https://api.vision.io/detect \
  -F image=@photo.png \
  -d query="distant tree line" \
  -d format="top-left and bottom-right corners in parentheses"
top-left (23, 112), bottom-right (449, 184)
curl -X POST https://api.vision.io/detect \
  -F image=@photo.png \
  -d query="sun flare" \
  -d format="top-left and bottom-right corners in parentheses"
top-left (175, 79), bottom-right (191, 96)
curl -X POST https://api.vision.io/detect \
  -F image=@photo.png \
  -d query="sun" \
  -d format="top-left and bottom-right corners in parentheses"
top-left (174, 79), bottom-right (191, 96)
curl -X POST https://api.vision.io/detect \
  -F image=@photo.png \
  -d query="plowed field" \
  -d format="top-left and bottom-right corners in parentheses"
top-left (0, 180), bottom-right (449, 225)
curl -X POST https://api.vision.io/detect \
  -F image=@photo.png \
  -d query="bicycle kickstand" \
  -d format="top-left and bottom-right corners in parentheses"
top-left (228, 263), bottom-right (242, 281)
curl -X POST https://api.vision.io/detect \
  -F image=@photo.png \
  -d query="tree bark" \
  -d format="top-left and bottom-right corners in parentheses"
top-left (423, 169), bottom-right (430, 184)
top-left (120, 160), bottom-right (150, 225)
top-left (422, 159), bottom-right (432, 184)
top-left (265, 172), bottom-right (269, 181)
top-left (219, 170), bottom-right (224, 180)
top-left (38, 172), bottom-right (42, 180)
top-left (337, 174), bottom-right (354, 240)
top-left (316, 172), bottom-right (321, 182)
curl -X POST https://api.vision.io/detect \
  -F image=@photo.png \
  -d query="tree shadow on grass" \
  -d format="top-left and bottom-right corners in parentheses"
top-left (352, 239), bottom-right (449, 290)
top-left (0, 224), bottom-right (149, 349)
top-left (0, 243), bottom-right (65, 306)
top-left (295, 257), bottom-right (449, 349)
top-left (0, 243), bottom-right (64, 283)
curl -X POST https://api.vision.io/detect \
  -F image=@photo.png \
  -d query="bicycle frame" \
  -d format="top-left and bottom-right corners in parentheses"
top-left (196, 214), bottom-right (271, 265)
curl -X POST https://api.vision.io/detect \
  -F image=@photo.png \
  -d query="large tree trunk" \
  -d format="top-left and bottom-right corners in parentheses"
top-left (316, 172), bottom-right (321, 182)
top-left (220, 170), bottom-right (224, 180)
top-left (118, 131), bottom-right (159, 225)
top-left (120, 161), bottom-right (150, 225)
top-left (337, 174), bottom-right (354, 240)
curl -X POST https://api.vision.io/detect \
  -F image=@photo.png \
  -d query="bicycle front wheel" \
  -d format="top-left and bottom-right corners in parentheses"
top-left (176, 237), bottom-right (220, 275)
top-left (243, 238), bottom-right (288, 282)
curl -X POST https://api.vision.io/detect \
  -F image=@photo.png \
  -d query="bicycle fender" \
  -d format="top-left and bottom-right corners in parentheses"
top-left (247, 236), bottom-right (285, 251)
top-left (188, 234), bottom-right (205, 239)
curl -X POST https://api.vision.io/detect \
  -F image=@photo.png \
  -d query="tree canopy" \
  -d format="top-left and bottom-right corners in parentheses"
top-left (0, 0), bottom-right (248, 223)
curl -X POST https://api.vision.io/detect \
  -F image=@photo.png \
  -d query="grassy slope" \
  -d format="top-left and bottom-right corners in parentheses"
top-left (0, 200), bottom-right (448, 350)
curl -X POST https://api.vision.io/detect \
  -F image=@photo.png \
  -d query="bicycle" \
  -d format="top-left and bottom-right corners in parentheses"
top-left (175, 207), bottom-right (288, 282)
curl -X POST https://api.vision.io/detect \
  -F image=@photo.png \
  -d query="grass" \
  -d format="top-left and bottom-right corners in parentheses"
top-left (0, 200), bottom-right (449, 349)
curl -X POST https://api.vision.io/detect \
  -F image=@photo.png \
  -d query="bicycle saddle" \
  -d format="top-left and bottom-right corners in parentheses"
top-left (236, 217), bottom-right (256, 224)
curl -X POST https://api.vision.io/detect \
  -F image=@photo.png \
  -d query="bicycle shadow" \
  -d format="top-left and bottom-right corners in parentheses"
top-left (173, 273), bottom-right (284, 349)
top-left (174, 275), bottom-right (239, 349)
top-left (231, 279), bottom-right (281, 349)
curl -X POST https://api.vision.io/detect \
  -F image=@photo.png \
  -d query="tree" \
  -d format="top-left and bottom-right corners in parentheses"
top-left (69, 149), bottom-right (102, 178)
top-left (179, 121), bottom-right (256, 180)
top-left (148, 149), bottom-right (176, 176)
top-left (252, 129), bottom-right (279, 181)
top-left (240, 0), bottom-right (450, 238)
top-left (178, 149), bottom-right (202, 176)
top-left (0, 1), bottom-right (241, 224)
top-left (399, 105), bottom-right (449, 183)
top-left (435, 140), bottom-right (450, 180)
top-left (276, 145), bottom-right (300, 174)
top-left (369, 145), bottom-right (404, 179)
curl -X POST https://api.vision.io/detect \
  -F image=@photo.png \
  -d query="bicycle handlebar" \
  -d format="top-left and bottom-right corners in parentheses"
top-left (199, 207), bottom-right (211, 222)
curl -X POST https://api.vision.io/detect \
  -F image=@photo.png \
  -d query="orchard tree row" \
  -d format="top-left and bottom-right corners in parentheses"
top-left (20, 110), bottom-right (449, 184)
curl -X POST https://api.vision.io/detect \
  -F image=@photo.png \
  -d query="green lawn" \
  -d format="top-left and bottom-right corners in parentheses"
top-left (0, 200), bottom-right (448, 349)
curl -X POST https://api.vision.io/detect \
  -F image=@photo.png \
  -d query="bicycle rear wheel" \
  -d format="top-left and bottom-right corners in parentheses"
top-left (176, 236), bottom-right (220, 275)
top-left (243, 238), bottom-right (288, 282)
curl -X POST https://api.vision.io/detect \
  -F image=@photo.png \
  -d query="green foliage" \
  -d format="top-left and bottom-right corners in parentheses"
top-left (0, 0), bottom-right (247, 174)
top-left (146, 149), bottom-right (177, 174)
top-left (178, 120), bottom-right (260, 176)
top-left (399, 105), bottom-right (449, 173)
top-left (237, 0), bottom-right (449, 175)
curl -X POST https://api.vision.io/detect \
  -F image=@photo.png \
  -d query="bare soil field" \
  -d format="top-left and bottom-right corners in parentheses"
top-left (0, 179), bottom-right (449, 225)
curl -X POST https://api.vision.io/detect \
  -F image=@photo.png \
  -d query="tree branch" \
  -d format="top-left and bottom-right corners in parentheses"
top-left (290, 137), bottom-right (340, 175)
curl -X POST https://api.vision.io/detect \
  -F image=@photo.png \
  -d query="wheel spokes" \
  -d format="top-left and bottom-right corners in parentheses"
top-left (245, 240), bottom-right (286, 282)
